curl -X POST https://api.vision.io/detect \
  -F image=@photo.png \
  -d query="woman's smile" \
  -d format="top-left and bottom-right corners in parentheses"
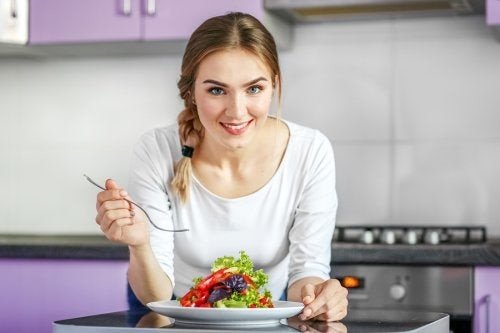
top-left (193, 49), bottom-right (274, 151)
top-left (220, 119), bottom-right (254, 135)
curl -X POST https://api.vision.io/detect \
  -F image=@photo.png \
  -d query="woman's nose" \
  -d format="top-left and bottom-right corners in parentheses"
top-left (225, 94), bottom-right (246, 118)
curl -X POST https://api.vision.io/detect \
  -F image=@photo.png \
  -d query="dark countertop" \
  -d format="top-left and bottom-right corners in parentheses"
top-left (0, 234), bottom-right (128, 260)
top-left (53, 309), bottom-right (449, 333)
top-left (331, 240), bottom-right (500, 266)
top-left (1, 234), bottom-right (500, 266)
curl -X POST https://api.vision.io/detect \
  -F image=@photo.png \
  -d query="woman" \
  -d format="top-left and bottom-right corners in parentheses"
top-left (95, 12), bottom-right (348, 322)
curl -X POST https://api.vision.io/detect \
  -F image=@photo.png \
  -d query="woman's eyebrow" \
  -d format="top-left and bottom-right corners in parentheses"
top-left (202, 77), bottom-right (268, 87)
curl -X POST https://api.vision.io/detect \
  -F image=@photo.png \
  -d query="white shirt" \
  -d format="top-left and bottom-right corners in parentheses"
top-left (128, 120), bottom-right (337, 299)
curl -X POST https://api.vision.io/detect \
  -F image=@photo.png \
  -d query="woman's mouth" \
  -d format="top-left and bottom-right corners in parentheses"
top-left (220, 120), bottom-right (253, 135)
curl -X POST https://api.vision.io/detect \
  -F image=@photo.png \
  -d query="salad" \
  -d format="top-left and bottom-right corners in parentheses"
top-left (179, 251), bottom-right (274, 308)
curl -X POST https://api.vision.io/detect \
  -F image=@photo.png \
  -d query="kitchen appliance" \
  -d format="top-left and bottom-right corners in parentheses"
top-left (265, 0), bottom-right (486, 22)
top-left (334, 225), bottom-right (486, 245)
top-left (331, 225), bottom-right (486, 333)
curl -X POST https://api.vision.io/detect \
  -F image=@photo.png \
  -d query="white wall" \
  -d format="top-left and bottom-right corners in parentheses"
top-left (1, 15), bottom-right (499, 236)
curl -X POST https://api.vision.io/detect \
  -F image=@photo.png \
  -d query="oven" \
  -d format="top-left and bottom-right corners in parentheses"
top-left (331, 225), bottom-right (486, 333)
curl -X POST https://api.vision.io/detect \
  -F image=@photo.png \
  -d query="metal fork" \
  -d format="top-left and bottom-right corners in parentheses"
top-left (84, 174), bottom-right (189, 233)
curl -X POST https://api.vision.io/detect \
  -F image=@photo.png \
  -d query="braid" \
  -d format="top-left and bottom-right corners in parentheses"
top-left (171, 101), bottom-right (203, 203)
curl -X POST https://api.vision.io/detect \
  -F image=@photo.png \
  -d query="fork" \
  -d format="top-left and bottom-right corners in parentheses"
top-left (84, 174), bottom-right (189, 233)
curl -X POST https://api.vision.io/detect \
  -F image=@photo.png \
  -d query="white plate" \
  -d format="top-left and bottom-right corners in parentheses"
top-left (147, 300), bottom-right (304, 327)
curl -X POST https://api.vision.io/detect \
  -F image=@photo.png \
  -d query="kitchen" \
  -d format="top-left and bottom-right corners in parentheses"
top-left (1, 0), bottom-right (500, 332)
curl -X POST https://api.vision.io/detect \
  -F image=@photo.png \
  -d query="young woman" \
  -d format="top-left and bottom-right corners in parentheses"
top-left (95, 12), bottom-right (348, 322)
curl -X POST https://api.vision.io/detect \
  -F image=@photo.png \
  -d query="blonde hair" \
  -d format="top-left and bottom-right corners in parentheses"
top-left (171, 12), bottom-right (283, 203)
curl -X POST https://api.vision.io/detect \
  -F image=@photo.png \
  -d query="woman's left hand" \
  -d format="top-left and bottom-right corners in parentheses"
top-left (298, 279), bottom-right (348, 322)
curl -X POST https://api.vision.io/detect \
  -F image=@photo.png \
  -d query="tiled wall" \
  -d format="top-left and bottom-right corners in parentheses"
top-left (1, 15), bottom-right (499, 236)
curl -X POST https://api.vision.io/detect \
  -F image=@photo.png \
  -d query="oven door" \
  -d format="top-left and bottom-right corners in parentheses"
top-left (331, 265), bottom-right (473, 333)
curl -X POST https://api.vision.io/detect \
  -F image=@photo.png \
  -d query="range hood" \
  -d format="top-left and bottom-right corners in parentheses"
top-left (264, 0), bottom-right (485, 22)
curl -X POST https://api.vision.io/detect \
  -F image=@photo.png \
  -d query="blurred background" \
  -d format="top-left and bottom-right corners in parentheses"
top-left (1, 0), bottom-right (499, 236)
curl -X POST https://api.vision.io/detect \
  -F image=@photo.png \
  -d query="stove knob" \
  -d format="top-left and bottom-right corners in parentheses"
top-left (403, 230), bottom-right (418, 245)
top-left (360, 230), bottom-right (375, 244)
top-left (389, 284), bottom-right (406, 301)
top-left (380, 230), bottom-right (396, 245)
top-left (424, 230), bottom-right (440, 245)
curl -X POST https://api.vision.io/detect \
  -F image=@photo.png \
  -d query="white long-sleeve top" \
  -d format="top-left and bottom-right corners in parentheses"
top-left (127, 120), bottom-right (337, 299)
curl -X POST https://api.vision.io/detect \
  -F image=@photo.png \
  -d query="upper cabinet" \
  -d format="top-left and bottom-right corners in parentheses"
top-left (29, 0), bottom-right (142, 43)
top-left (143, 0), bottom-right (262, 40)
top-left (0, 0), bottom-right (290, 49)
top-left (487, 0), bottom-right (500, 25)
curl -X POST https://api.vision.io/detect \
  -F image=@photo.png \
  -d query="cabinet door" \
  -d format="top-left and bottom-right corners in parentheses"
top-left (29, 0), bottom-right (142, 44)
top-left (0, 259), bottom-right (129, 333)
top-left (474, 267), bottom-right (500, 333)
top-left (143, 0), bottom-right (263, 40)
top-left (486, 0), bottom-right (500, 25)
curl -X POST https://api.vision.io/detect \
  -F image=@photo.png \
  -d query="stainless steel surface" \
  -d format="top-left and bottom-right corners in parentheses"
top-left (264, 0), bottom-right (485, 23)
top-left (121, 0), bottom-right (131, 16)
top-left (146, 0), bottom-right (156, 16)
top-left (83, 174), bottom-right (189, 233)
top-left (332, 265), bottom-right (473, 316)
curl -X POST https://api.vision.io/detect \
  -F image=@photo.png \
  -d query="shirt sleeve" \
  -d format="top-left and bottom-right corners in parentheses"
top-left (287, 131), bottom-right (338, 287)
top-left (128, 131), bottom-right (176, 286)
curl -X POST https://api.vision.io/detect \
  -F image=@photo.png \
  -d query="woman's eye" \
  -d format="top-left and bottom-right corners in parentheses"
top-left (248, 86), bottom-right (262, 94)
top-left (209, 87), bottom-right (225, 95)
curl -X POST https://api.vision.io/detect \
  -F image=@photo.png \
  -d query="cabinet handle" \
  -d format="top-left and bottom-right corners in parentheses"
top-left (146, 0), bottom-right (156, 16)
top-left (121, 0), bottom-right (132, 16)
top-left (478, 295), bottom-right (491, 333)
top-left (10, 0), bottom-right (17, 18)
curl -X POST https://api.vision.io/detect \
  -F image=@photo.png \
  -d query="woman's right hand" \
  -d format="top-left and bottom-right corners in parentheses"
top-left (95, 179), bottom-right (149, 247)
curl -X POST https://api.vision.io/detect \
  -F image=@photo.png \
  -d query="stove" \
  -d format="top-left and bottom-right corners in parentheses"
top-left (334, 225), bottom-right (487, 245)
top-left (331, 225), bottom-right (486, 333)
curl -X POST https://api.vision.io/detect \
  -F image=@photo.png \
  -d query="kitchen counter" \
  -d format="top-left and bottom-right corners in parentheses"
top-left (0, 234), bottom-right (128, 260)
top-left (332, 240), bottom-right (500, 266)
top-left (2, 234), bottom-right (500, 265)
top-left (53, 309), bottom-right (449, 333)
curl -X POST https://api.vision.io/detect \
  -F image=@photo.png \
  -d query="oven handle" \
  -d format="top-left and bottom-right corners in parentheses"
top-left (478, 294), bottom-right (491, 333)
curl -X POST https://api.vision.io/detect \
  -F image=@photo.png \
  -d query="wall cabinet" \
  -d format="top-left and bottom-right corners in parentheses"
top-left (474, 266), bottom-right (500, 333)
top-left (486, 0), bottom-right (500, 25)
top-left (0, 0), bottom-right (274, 45)
top-left (0, 258), bottom-right (129, 333)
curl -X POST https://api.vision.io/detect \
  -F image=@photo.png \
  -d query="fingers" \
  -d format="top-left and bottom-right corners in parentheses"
top-left (98, 208), bottom-right (135, 232)
top-left (300, 280), bottom-right (348, 322)
top-left (96, 179), bottom-right (128, 208)
top-left (96, 199), bottom-right (131, 223)
top-left (301, 283), bottom-right (316, 304)
top-left (105, 178), bottom-right (120, 190)
top-left (314, 299), bottom-right (348, 322)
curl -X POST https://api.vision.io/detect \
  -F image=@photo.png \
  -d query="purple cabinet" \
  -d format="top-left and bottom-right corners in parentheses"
top-left (486, 0), bottom-right (500, 25)
top-left (474, 267), bottom-right (500, 333)
top-left (29, 0), bottom-right (142, 44)
top-left (28, 0), bottom-right (263, 44)
top-left (144, 0), bottom-right (262, 40)
top-left (0, 258), bottom-right (128, 333)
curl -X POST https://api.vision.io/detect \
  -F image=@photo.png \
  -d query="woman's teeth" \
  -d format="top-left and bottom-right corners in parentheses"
top-left (221, 121), bottom-right (249, 130)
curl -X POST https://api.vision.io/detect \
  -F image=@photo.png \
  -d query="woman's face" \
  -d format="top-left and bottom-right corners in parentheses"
top-left (193, 49), bottom-right (274, 151)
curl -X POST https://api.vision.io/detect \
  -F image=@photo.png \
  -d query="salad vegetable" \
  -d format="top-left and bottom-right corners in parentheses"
top-left (179, 251), bottom-right (274, 308)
